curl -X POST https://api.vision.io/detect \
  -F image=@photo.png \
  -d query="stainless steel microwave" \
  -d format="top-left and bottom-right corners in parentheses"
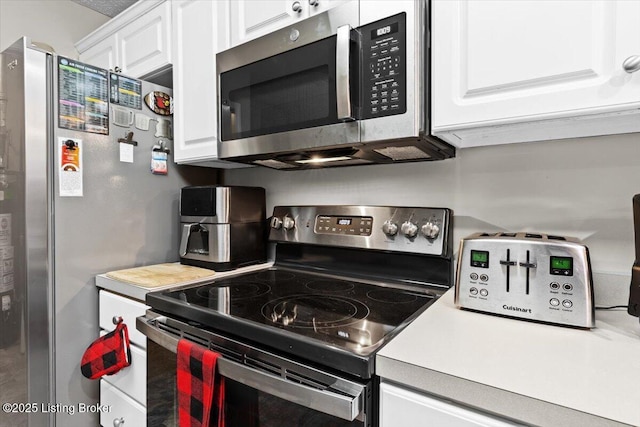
top-left (216, 0), bottom-right (454, 170)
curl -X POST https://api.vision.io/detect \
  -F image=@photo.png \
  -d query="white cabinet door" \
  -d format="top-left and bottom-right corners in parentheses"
top-left (76, 1), bottom-right (170, 79)
top-left (380, 382), bottom-right (523, 427)
top-left (308, 0), bottom-right (349, 15)
top-left (431, 0), bottom-right (640, 147)
top-left (118, 1), bottom-right (171, 78)
top-left (100, 380), bottom-right (146, 427)
top-left (172, 0), bottom-right (250, 168)
top-left (79, 35), bottom-right (118, 72)
top-left (229, 0), bottom-right (308, 47)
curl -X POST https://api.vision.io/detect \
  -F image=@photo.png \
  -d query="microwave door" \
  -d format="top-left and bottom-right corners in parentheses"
top-left (219, 37), bottom-right (340, 141)
top-left (218, 34), bottom-right (361, 160)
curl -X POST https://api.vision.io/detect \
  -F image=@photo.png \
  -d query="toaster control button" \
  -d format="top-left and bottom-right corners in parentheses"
top-left (479, 274), bottom-right (489, 282)
top-left (470, 273), bottom-right (479, 281)
top-left (519, 261), bottom-right (537, 268)
top-left (470, 287), bottom-right (478, 295)
top-left (479, 289), bottom-right (489, 297)
top-left (550, 298), bottom-right (560, 307)
top-left (550, 282), bottom-right (560, 290)
top-left (562, 299), bottom-right (573, 308)
top-left (562, 283), bottom-right (573, 292)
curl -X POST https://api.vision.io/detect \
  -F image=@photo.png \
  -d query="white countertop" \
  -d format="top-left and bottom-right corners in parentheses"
top-left (95, 262), bottom-right (274, 301)
top-left (376, 289), bottom-right (640, 427)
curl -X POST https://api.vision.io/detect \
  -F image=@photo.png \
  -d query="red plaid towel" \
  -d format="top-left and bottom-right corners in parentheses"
top-left (177, 339), bottom-right (226, 427)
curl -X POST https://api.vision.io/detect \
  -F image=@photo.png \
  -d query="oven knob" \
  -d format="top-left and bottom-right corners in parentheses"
top-left (270, 217), bottom-right (283, 229)
top-left (421, 222), bottom-right (440, 239)
top-left (282, 216), bottom-right (296, 230)
top-left (382, 220), bottom-right (398, 236)
top-left (401, 221), bottom-right (418, 238)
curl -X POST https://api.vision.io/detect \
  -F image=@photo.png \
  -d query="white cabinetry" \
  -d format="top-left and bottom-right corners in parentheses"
top-left (431, 0), bottom-right (640, 148)
top-left (380, 382), bottom-right (523, 427)
top-left (98, 290), bottom-right (149, 427)
top-left (171, 0), bottom-right (248, 168)
top-left (229, 0), bottom-right (347, 47)
top-left (76, 0), bottom-right (171, 79)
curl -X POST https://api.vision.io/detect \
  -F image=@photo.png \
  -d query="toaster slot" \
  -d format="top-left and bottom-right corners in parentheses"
top-left (499, 249), bottom-right (517, 292)
top-left (519, 250), bottom-right (537, 295)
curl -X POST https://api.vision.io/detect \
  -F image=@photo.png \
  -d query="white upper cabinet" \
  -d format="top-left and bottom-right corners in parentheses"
top-left (171, 0), bottom-right (248, 168)
top-left (431, 0), bottom-right (640, 148)
top-left (76, 0), bottom-right (171, 79)
top-left (229, 0), bottom-right (347, 47)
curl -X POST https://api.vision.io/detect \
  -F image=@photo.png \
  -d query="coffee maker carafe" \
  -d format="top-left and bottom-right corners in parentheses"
top-left (179, 186), bottom-right (266, 271)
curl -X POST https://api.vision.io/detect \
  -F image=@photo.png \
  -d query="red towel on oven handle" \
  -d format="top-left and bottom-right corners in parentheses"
top-left (177, 339), bottom-right (226, 427)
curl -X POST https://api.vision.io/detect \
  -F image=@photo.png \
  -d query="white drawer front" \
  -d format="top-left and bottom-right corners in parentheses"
top-left (99, 331), bottom-right (146, 406)
top-left (100, 380), bottom-right (146, 427)
top-left (99, 290), bottom-right (149, 349)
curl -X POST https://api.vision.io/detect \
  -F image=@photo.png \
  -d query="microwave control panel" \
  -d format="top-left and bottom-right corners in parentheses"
top-left (361, 13), bottom-right (407, 119)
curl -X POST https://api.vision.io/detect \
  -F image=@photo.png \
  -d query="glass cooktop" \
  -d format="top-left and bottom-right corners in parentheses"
top-left (146, 268), bottom-right (438, 359)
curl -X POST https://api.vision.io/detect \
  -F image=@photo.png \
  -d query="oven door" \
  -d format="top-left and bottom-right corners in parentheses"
top-left (138, 311), bottom-right (371, 427)
top-left (217, 1), bottom-right (361, 161)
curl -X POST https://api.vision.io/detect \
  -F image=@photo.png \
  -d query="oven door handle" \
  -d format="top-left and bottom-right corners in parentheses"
top-left (137, 315), bottom-right (365, 422)
top-left (336, 24), bottom-right (355, 122)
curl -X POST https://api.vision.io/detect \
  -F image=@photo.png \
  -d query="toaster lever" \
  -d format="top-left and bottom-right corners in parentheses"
top-left (499, 260), bottom-right (517, 266)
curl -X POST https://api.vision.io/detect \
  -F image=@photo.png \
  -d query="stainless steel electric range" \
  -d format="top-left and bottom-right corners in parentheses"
top-left (138, 205), bottom-right (453, 427)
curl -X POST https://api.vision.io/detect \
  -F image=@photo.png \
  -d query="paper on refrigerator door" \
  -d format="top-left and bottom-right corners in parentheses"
top-left (58, 137), bottom-right (83, 197)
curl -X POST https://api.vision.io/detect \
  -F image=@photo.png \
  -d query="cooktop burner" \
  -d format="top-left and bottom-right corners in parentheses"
top-left (262, 294), bottom-right (369, 328)
top-left (149, 267), bottom-right (437, 356)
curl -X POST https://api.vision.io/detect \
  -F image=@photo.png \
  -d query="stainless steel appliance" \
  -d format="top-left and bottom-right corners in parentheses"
top-left (138, 205), bottom-right (453, 426)
top-left (628, 194), bottom-right (640, 318)
top-left (0, 38), bottom-right (213, 427)
top-left (179, 185), bottom-right (267, 271)
top-left (216, 0), bottom-right (455, 170)
top-left (455, 232), bottom-right (595, 328)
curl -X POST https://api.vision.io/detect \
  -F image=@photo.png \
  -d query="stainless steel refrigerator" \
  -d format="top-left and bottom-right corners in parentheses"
top-left (0, 37), bottom-right (216, 427)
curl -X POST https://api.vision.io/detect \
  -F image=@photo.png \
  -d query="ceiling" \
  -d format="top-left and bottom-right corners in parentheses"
top-left (71, 0), bottom-right (138, 18)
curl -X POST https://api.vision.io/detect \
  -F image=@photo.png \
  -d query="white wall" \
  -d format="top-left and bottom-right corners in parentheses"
top-left (0, 0), bottom-right (108, 58)
top-left (225, 132), bottom-right (640, 306)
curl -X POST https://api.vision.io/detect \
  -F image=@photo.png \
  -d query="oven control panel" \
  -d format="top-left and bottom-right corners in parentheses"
top-left (269, 206), bottom-right (450, 256)
top-left (455, 232), bottom-right (595, 328)
top-left (360, 13), bottom-right (407, 119)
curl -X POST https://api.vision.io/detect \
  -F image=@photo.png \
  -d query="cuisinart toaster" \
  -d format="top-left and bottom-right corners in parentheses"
top-left (455, 232), bottom-right (595, 328)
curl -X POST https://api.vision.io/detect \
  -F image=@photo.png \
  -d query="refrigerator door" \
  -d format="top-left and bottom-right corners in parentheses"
top-left (0, 38), bottom-right (52, 427)
top-left (1, 37), bottom-right (216, 427)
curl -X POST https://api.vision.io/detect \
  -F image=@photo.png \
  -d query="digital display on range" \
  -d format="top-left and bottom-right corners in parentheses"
top-left (470, 250), bottom-right (489, 268)
top-left (315, 216), bottom-right (372, 236)
top-left (550, 256), bottom-right (573, 276)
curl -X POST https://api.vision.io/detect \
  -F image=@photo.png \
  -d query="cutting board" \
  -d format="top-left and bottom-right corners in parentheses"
top-left (106, 263), bottom-right (216, 288)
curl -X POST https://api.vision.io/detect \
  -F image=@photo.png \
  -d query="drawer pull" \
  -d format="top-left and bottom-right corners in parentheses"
top-left (113, 417), bottom-right (124, 426)
top-left (112, 316), bottom-right (123, 325)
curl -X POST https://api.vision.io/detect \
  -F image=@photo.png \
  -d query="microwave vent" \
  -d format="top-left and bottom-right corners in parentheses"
top-left (373, 146), bottom-right (432, 161)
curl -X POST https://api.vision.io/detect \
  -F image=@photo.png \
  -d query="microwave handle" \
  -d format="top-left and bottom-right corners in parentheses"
top-left (336, 24), bottom-right (354, 121)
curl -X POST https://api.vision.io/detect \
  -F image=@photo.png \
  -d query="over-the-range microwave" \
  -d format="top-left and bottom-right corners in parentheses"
top-left (216, 0), bottom-right (455, 170)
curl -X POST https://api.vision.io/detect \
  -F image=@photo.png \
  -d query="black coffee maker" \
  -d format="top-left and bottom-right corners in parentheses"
top-left (629, 194), bottom-right (640, 318)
